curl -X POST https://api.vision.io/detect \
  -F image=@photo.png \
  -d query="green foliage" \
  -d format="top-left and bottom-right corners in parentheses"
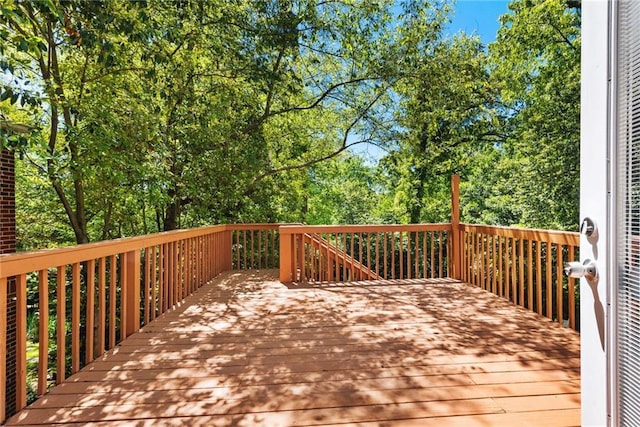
top-left (484, 0), bottom-right (581, 230)
top-left (381, 0), bottom-right (580, 230)
top-left (379, 33), bottom-right (500, 224)
top-left (1, 0), bottom-right (580, 250)
top-left (2, 0), bottom-right (448, 245)
top-left (305, 154), bottom-right (379, 224)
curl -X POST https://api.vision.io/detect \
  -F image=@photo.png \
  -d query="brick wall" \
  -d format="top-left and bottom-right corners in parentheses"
top-left (1, 149), bottom-right (16, 419)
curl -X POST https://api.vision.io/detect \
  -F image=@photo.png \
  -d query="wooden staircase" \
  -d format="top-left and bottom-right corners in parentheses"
top-left (299, 232), bottom-right (382, 282)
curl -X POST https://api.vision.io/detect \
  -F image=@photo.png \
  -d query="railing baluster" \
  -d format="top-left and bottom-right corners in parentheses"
top-left (204, 235), bottom-right (210, 283)
top-left (86, 259), bottom-right (95, 364)
top-left (556, 243), bottom-right (564, 324)
top-left (389, 232), bottom-right (394, 279)
top-left (184, 241), bottom-right (191, 291)
top-left (119, 254), bottom-right (127, 341)
top-left (37, 269), bottom-right (48, 396)
top-left (422, 232), bottom-right (427, 279)
top-left (16, 273), bottom-right (27, 410)
top-left (383, 232), bottom-right (388, 280)
top-left (195, 238), bottom-right (200, 289)
top-left (485, 234), bottom-right (491, 291)
top-left (479, 234), bottom-right (485, 288)
top-left (185, 239), bottom-right (190, 297)
top-left (166, 242), bottom-right (172, 309)
top-left (546, 241), bottom-right (552, 319)
top-left (258, 231), bottom-right (262, 270)
top-left (399, 231), bottom-right (405, 280)
top-left (438, 231), bottom-right (443, 279)
top-left (320, 234), bottom-right (333, 282)
top-left (178, 241), bottom-right (183, 301)
top-left (98, 257), bottom-right (106, 356)
top-left (465, 231), bottom-right (470, 283)
top-left (568, 245), bottom-right (576, 329)
top-left (109, 255), bottom-right (116, 349)
top-left (169, 242), bottom-right (175, 308)
top-left (497, 235), bottom-right (503, 296)
top-left (301, 234), bottom-right (308, 282)
top-left (375, 233), bottom-right (380, 279)
top-left (189, 238), bottom-right (194, 293)
top-left (477, 232), bottom-right (482, 286)
top-left (405, 232), bottom-right (411, 280)
top-left (511, 238), bottom-right (517, 302)
top-left (536, 242), bottom-right (542, 316)
top-left (159, 245), bottom-right (166, 315)
top-left (518, 238), bottom-right (525, 307)
top-left (527, 239), bottom-right (533, 311)
top-left (365, 233), bottom-right (371, 280)
top-left (71, 263), bottom-right (80, 374)
top-left (350, 233), bottom-right (355, 281)
top-left (342, 233), bottom-right (347, 281)
top-left (56, 266), bottom-right (66, 382)
top-left (491, 235), bottom-right (500, 295)
top-left (430, 232), bottom-right (435, 280)
top-left (505, 237), bottom-right (512, 300)
top-left (183, 238), bottom-right (194, 298)
top-left (242, 230), bottom-right (247, 270)
top-left (472, 231), bottom-right (476, 283)
top-left (420, 231), bottom-right (424, 277)
top-left (250, 230), bottom-right (254, 269)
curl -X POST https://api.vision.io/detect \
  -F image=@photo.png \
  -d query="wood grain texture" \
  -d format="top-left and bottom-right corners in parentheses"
top-left (7, 270), bottom-right (580, 426)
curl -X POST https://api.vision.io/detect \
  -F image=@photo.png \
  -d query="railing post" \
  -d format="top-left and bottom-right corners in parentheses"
top-left (451, 175), bottom-right (462, 280)
top-left (279, 227), bottom-right (294, 283)
top-left (123, 250), bottom-right (141, 338)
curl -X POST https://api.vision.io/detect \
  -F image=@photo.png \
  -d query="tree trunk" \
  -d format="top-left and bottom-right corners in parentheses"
top-left (164, 201), bottom-right (179, 231)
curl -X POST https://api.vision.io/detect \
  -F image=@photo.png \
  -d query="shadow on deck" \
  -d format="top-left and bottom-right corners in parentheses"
top-left (7, 270), bottom-right (580, 426)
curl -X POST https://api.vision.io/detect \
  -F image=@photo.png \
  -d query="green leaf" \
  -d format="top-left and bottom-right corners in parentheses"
top-left (0, 88), bottom-right (12, 102)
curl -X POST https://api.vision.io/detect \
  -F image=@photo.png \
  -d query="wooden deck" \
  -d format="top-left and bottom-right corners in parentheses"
top-left (6, 270), bottom-right (580, 426)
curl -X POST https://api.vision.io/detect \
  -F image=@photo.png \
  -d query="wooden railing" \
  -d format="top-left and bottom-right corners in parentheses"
top-left (462, 224), bottom-right (580, 330)
top-left (0, 225), bottom-right (233, 421)
top-left (230, 224), bottom-right (280, 270)
top-left (0, 217), bottom-right (582, 423)
top-left (303, 232), bottom-right (382, 281)
top-left (279, 224), bottom-right (451, 283)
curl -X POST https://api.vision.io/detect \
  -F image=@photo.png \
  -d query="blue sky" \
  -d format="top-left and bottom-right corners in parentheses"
top-left (445, 0), bottom-right (511, 45)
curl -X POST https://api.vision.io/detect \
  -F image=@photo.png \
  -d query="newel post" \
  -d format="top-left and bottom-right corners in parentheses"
top-left (122, 250), bottom-right (141, 337)
top-left (451, 175), bottom-right (462, 280)
top-left (279, 227), bottom-right (294, 283)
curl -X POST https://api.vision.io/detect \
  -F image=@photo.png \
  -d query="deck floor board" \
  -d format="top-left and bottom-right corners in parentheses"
top-left (7, 270), bottom-right (581, 426)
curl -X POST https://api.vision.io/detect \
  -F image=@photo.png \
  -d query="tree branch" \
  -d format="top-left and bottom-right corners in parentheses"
top-left (82, 67), bottom-right (148, 84)
top-left (547, 20), bottom-right (577, 52)
top-left (240, 76), bottom-right (378, 135)
top-left (247, 86), bottom-right (388, 190)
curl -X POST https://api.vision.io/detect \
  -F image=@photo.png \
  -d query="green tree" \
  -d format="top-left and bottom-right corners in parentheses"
top-left (485, 0), bottom-right (581, 230)
top-left (1, 0), bottom-right (158, 243)
top-left (380, 34), bottom-right (500, 224)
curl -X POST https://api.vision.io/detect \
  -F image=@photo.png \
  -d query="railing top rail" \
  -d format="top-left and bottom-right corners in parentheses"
top-left (0, 224), bottom-right (229, 279)
top-left (280, 223), bottom-right (452, 233)
top-left (462, 223), bottom-right (579, 246)
top-left (226, 223), bottom-right (285, 231)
